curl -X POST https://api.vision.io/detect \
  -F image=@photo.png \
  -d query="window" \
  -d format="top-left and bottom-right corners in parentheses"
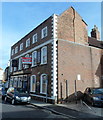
top-left (32, 51), bottom-right (37, 67)
top-left (18, 77), bottom-right (22, 88)
top-left (10, 61), bottom-right (13, 72)
top-left (32, 33), bottom-right (37, 44)
top-left (15, 46), bottom-right (18, 54)
top-left (26, 38), bottom-right (30, 47)
top-left (11, 49), bottom-right (14, 56)
top-left (41, 26), bottom-right (48, 39)
top-left (30, 75), bottom-right (36, 92)
top-left (40, 74), bottom-right (47, 94)
top-left (14, 67), bottom-right (17, 72)
top-left (24, 54), bottom-right (30, 69)
top-left (20, 43), bottom-right (23, 51)
top-left (18, 57), bottom-right (22, 70)
top-left (41, 46), bottom-right (47, 64)
top-left (10, 78), bottom-right (13, 87)
top-left (13, 77), bottom-right (18, 88)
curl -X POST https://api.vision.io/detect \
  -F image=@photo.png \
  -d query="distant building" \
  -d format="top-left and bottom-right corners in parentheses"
top-left (9, 7), bottom-right (103, 103)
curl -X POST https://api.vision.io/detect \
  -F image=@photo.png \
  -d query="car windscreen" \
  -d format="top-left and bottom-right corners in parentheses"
top-left (92, 89), bottom-right (103, 94)
top-left (15, 89), bottom-right (28, 94)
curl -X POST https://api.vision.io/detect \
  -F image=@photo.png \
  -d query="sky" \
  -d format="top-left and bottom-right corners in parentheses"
top-left (0, 1), bottom-right (101, 70)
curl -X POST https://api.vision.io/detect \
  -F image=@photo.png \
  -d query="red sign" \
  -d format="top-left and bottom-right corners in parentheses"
top-left (22, 57), bottom-right (32, 64)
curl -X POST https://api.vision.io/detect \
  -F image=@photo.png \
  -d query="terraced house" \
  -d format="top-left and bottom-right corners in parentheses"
top-left (9, 7), bottom-right (103, 103)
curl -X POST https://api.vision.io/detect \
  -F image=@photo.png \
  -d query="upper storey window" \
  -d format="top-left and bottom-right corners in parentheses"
top-left (26, 38), bottom-right (30, 47)
top-left (15, 46), bottom-right (18, 54)
top-left (41, 26), bottom-right (48, 39)
top-left (11, 49), bottom-right (14, 56)
top-left (20, 43), bottom-right (23, 51)
top-left (32, 33), bottom-right (37, 44)
top-left (41, 46), bottom-right (47, 64)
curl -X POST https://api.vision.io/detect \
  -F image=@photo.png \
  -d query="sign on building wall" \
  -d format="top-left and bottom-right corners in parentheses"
top-left (22, 57), bottom-right (32, 64)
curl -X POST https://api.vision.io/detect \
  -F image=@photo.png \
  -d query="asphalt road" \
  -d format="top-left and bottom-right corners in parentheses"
top-left (0, 98), bottom-right (73, 120)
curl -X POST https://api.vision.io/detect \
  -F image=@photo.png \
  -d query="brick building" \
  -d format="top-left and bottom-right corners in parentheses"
top-left (9, 7), bottom-right (103, 103)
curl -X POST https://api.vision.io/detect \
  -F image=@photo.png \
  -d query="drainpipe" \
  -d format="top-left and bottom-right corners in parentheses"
top-left (73, 8), bottom-right (76, 43)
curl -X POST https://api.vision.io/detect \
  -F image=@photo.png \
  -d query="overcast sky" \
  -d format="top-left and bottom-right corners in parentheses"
top-left (0, 1), bottom-right (101, 70)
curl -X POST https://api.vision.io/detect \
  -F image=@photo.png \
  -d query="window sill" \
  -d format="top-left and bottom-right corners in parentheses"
top-left (31, 65), bottom-right (37, 68)
top-left (32, 41), bottom-right (37, 44)
top-left (40, 92), bottom-right (46, 95)
top-left (30, 91), bottom-right (36, 93)
top-left (40, 63), bottom-right (47, 65)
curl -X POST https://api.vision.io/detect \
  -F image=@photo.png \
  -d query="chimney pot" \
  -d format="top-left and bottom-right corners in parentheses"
top-left (91, 25), bottom-right (100, 40)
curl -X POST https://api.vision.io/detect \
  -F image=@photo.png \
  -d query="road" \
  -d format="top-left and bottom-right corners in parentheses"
top-left (0, 98), bottom-right (73, 120)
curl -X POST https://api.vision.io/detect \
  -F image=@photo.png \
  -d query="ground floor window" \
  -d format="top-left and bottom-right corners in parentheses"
top-left (10, 78), bottom-right (13, 87)
top-left (13, 77), bottom-right (18, 88)
top-left (18, 77), bottom-right (22, 88)
top-left (40, 74), bottom-right (47, 94)
top-left (30, 75), bottom-right (36, 92)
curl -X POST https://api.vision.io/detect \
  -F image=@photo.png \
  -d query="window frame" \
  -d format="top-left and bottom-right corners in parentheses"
top-left (24, 54), bottom-right (30, 69)
top-left (32, 33), bottom-right (37, 44)
top-left (26, 38), bottom-right (30, 48)
top-left (41, 26), bottom-right (48, 39)
top-left (40, 74), bottom-right (47, 94)
top-left (20, 43), bottom-right (23, 51)
top-left (30, 75), bottom-right (36, 92)
top-left (15, 46), bottom-right (18, 54)
top-left (13, 67), bottom-right (17, 72)
top-left (11, 49), bottom-right (14, 56)
top-left (18, 57), bottom-right (22, 70)
top-left (32, 51), bottom-right (37, 67)
top-left (18, 77), bottom-right (22, 88)
top-left (41, 46), bottom-right (47, 65)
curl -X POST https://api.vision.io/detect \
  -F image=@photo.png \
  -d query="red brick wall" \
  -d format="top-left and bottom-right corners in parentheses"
top-left (11, 16), bottom-right (53, 59)
top-left (58, 40), bottom-right (102, 101)
top-left (57, 7), bottom-right (88, 45)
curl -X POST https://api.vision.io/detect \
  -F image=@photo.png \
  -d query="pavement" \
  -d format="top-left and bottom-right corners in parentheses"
top-left (30, 99), bottom-right (103, 120)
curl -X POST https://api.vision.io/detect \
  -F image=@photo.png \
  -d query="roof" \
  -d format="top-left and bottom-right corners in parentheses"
top-left (88, 36), bottom-right (103, 49)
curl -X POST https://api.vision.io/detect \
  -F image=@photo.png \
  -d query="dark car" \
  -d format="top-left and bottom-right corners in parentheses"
top-left (83, 87), bottom-right (103, 107)
top-left (5, 87), bottom-right (31, 105)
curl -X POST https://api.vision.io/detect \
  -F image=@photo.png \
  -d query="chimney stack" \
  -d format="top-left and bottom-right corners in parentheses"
top-left (91, 25), bottom-right (100, 40)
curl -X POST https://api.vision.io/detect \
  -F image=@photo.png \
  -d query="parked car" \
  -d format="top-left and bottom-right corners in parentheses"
top-left (5, 87), bottom-right (31, 105)
top-left (83, 87), bottom-right (103, 107)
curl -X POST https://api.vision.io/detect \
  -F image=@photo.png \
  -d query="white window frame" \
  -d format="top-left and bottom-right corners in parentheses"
top-left (18, 57), bottom-right (22, 70)
top-left (32, 33), bottom-right (37, 44)
top-left (15, 46), bottom-right (18, 54)
top-left (41, 26), bottom-right (48, 39)
top-left (14, 67), bottom-right (17, 72)
top-left (24, 54), bottom-right (30, 69)
top-left (11, 49), bottom-right (14, 56)
top-left (10, 78), bottom-right (13, 87)
top-left (40, 74), bottom-right (47, 94)
top-left (41, 46), bottom-right (47, 64)
top-left (26, 38), bottom-right (30, 47)
top-left (13, 77), bottom-right (18, 88)
top-left (30, 75), bottom-right (36, 92)
top-left (32, 51), bottom-right (37, 67)
top-left (20, 43), bottom-right (23, 51)
top-left (18, 77), bottom-right (22, 88)
top-left (10, 61), bottom-right (13, 72)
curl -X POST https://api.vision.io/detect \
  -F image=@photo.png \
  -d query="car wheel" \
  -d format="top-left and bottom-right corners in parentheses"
top-left (11, 99), bottom-right (15, 105)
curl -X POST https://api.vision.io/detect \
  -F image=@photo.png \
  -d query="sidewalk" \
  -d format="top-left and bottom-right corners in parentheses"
top-left (30, 99), bottom-right (103, 119)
